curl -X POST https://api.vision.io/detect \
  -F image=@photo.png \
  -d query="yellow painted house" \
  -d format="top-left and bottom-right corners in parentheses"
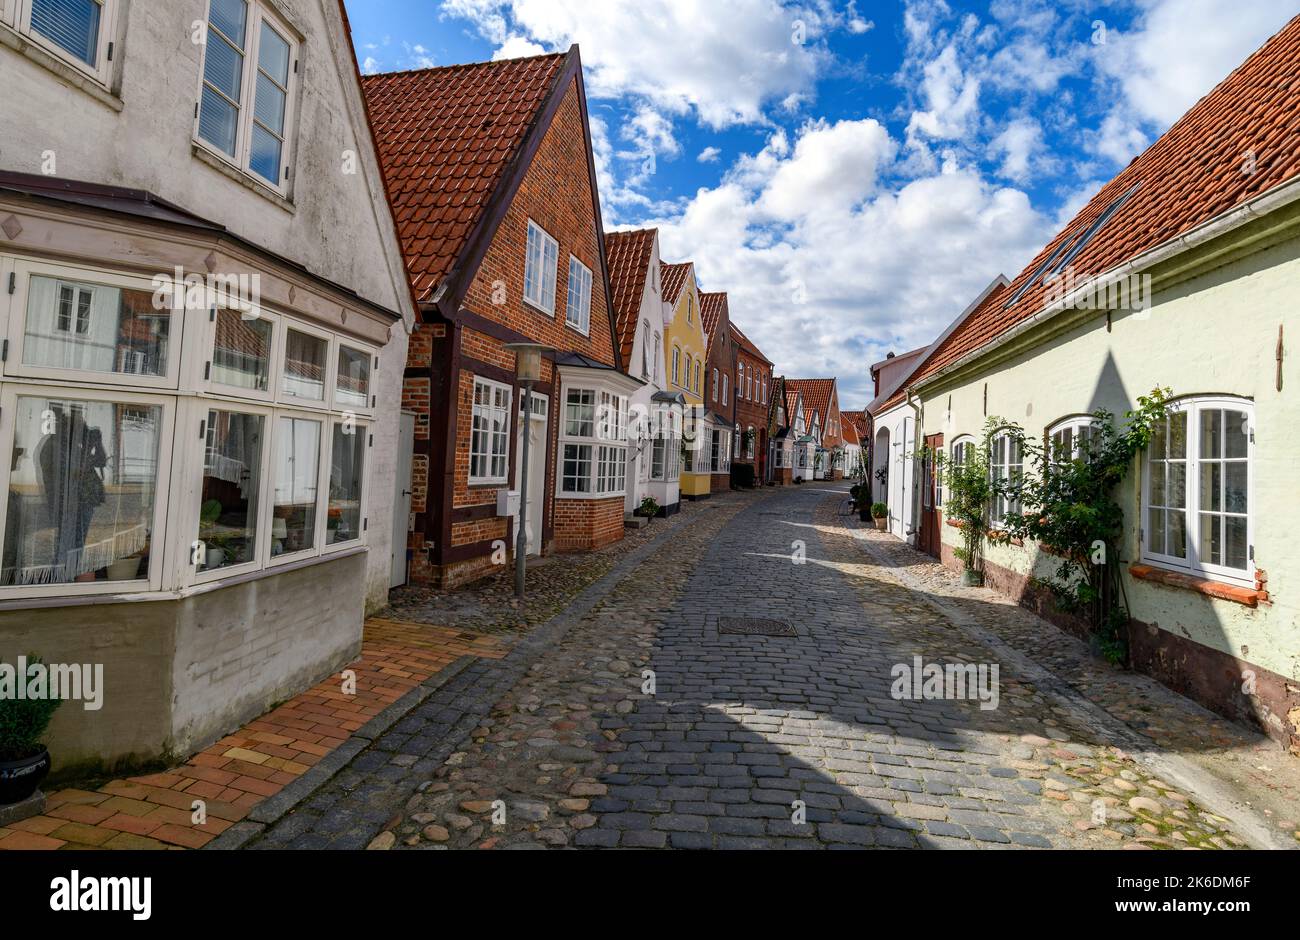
top-left (661, 261), bottom-right (711, 499)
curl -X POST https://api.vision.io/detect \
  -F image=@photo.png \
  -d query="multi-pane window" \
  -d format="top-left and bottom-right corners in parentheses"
top-left (683, 354), bottom-right (692, 390)
top-left (989, 431), bottom-right (1022, 527)
top-left (197, 409), bottom-right (263, 573)
top-left (24, 276), bottom-right (170, 379)
top-left (335, 345), bottom-right (372, 411)
top-left (197, 0), bottom-right (298, 189)
top-left (722, 375), bottom-right (729, 406)
top-left (566, 256), bottom-right (592, 334)
top-left (641, 322), bottom-right (650, 378)
top-left (272, 415), bottom-right (320, 556)
top-left (651, 433), bottom-right (680, 482)
top-left (711, 368), bottom-right (719, 402)
top-left (524, 220), bottom-right (559, 313)
top-left (1049, 418), bottom-right (1097, 465)
top-left (746, 427), bottom-right (755, 460)
top-left (652, 333), bottom-right (661, 383)
top-left (1144, 399), bottom-right (1252, 584)
top-left (561, 385), bottom-right (627, 496)
top-left (327, 421), bottom-right (366, 545)
top-left (212, 308), bottom-right (272, 392)
top-left (282, 328), bottom-right (327, 401)
top-left (709, 430), bottom-right (731, 474)
top-left (470, 378), bottom-right (511, 484)
top-left (695, 361), bottom-right (702, 394)
top-left (672, 347), bottom-right (680, 386)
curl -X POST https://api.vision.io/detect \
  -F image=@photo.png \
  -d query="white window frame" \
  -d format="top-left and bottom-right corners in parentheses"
top-left (0, 383), bottom-right (176, 598)
top-left (193, 0), bottom-right (300, 196)
top-left (262, 409), bottom-right (329, 570)
top-left (671, 346), bottom-right (680, 387)
top-left (565, 255), bottom-right (592, 335)
top-left (1048, 416), bottom-right (1099, 465)
top-left (5, 259), bottom-right (185, 391)
top-left (711, 367), bottom-right (718, 402)
top-left (278, 318), bottom-right (336, 411)
top-left (204, 304), bottom-right (281, 404)
top-left (558, 380), bottom-right (628, 499)
top-left (332, 341), bottom-right (377, 417)
top-left (469, 376), bottom-right (512, 486)
top-left (1141, 396), bottom-right (1254, 587)
top-left (523, 220), bottom-right (559, 315)
top-left (321, 413), bottom-right (372, 555)
top-left (988, 429), bottom-right (1021, 529)
top-left (640, 321), bottom-right (651, 379)
top-left (10, 0), bottom-right (118, 86)
top-left (721, 374), bottom-right (729, 407)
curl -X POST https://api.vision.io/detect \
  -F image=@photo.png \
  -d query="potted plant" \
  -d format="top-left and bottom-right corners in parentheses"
top-left (870, 502), bottom-right (889, 530)
top-left (0, 656), bottom-right (61, 806)
top-left (637, 496), bottom-right (660, 519)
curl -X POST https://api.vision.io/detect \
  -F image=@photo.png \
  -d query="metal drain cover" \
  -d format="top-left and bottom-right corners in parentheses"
top-left (719, 617), bottom-right (797, 637)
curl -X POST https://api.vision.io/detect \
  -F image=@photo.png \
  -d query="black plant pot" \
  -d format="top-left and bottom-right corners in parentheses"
top-left (858, 508), bottom-right (871, 521)
top-left (0, 748), bottom-right (51, 805)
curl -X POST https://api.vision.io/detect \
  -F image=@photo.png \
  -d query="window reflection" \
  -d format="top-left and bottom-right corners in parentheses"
top-left (25, 277), bottom-right (170, 377)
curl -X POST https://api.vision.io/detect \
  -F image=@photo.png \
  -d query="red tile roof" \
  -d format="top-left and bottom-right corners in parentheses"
top-left (842, 419), bottom-right (861, 447)
top-left (361, 52), bottom-right (569, 302)
top-left (700, 291), bottom-right (728, 342)
top-left (841, 410), bottom-right (869, 437)
top-left (730, 322), bottom-right (772, 366)
top-left (786, 378), bottom-right (836, 427)
top-left (604, 228), bottom-right (657, 368)
top-left (900, 15), bottom-right (1300, 401)
top-left (660, 262), bottom-right (694, 305)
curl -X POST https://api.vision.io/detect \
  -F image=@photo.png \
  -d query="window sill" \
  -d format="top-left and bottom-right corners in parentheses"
top-left (522, 297), bottom-right (556, 318)
top-left (1129, 563), bottom-right (1264, 608)
top-left (0, 28), bottom-right (121, 111)
top-left (944, 518), bottom-right (1024, 546)
top-left (192, 143), bottom-right (295, 214)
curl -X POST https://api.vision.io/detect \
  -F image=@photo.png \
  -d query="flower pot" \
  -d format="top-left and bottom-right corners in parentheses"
top-left (873, 517), bottom-right (887, 531)
top-left (0, 748), bottom-right (51, 806)
top-left (960, 569), bottom-right (984, 588)
top-left (107, 556), bottom-right (142, 581)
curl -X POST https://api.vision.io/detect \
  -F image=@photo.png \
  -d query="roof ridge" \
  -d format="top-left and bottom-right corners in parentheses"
top-left (361, 49), bottom-right (569, 82)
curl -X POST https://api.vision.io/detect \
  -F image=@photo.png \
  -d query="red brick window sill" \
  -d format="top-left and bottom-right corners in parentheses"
top-left (1129, 564), bottom-right (1264, 608)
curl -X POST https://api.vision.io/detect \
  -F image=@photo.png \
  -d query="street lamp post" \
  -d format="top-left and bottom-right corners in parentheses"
top-left (504, 343), bottom-right (550, 599)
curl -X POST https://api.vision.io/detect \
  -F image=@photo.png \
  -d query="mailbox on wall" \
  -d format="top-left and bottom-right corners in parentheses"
top-left (496, 490), bottom-right (521, 517)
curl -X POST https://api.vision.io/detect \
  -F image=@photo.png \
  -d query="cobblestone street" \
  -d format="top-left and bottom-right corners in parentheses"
top-left (237, 484), bottom-right (1295, 851)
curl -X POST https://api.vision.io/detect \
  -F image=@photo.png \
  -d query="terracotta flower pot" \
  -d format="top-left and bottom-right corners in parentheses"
top-left (873, 517), bottom-right (887, 531)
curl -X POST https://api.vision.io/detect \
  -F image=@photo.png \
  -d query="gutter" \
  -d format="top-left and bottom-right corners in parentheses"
top-left (915, 174), bottom-right (1300, 393)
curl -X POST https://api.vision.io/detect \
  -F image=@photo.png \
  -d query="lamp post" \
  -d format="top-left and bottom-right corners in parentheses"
top-left (504, 343), bottom-right (550, 598)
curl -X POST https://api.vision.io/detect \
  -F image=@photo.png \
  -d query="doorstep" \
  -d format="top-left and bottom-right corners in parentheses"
top-left (0, 619), bottom-right (508, 851)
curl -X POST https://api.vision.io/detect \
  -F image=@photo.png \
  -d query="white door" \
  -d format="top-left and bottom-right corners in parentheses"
top-left (390, 412), bottom-right (415, 588)
top-left (514, 393), bottom-right (548, 557)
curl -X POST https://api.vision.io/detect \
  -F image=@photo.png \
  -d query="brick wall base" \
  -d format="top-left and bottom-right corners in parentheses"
top-left (710, 473), bottom-right (730, 494)
top-left (554, 496), bottom-right (625, 552)
top-left (938, 544), bottom-right (1300, 755)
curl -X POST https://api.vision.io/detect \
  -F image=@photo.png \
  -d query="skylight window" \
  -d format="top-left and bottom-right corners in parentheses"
top-left (1002, 182), bottom-right (1141, 310)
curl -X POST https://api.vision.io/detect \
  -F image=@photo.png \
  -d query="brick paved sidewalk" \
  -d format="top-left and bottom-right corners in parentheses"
top-left (0, 619), bottom-right (506, 850)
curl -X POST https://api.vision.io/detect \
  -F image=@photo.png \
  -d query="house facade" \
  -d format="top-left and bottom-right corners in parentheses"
top-left (768, 375), bottom-right (793, 485)
top-left (0, 0), bottom-right (416, 772)
top-left (363, 47), bottom-right (638, 589)
top-left (700, 291), bottom-right (735, 493)
top-left (902, 17), bottom-right (1300, 753)
top-left (661, 262), bottom-right (710, 500)
top-left (787, 378), bottom-right (843, 479)
top-left (605, 228), bottom-right (681, 517)
top-left (731, 323), bottom-right (773, 485)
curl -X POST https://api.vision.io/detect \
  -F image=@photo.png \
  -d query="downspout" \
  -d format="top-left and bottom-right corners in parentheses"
top-left (905, 386), bottom-right (922, 541)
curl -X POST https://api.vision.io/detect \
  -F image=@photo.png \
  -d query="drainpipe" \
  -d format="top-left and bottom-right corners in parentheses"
top-left (905, 386), bottom-right (923, 542)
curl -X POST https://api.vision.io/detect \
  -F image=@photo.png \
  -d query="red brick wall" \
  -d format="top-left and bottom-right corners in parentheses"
top-left (554, 496), bottom-right (624, 552)
top-left (461, 77), bottom-right (616, 369)
top-left (734, 350), bottom-right (771, 466)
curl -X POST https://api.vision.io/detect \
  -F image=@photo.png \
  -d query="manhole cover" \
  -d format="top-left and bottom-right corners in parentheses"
top-left (719, 617), bottom-right (797, 637)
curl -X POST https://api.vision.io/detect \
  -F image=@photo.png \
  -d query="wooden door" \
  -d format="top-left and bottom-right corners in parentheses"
top-left (918, 433), bottom-right (944, 558)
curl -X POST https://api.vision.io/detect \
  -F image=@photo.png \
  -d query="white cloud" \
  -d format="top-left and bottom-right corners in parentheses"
top-left (361, 56), bottom-right (379, 75)
top-left (644, 120), bottom-right (1052, 404)
top-left (905, 44), bottom-right (982, 146)
top-left (440, 0), bottom-right (829, 129)
top-left (989, 117), bottom-right (1048, 183)
top-left (493, 35), bottom-right (546, 60)
top-left (697, 146), bottom-right (722, 164)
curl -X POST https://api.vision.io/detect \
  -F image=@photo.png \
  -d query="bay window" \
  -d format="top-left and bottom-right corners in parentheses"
top-left (196, 0), bottom-right (299, 191)
top-left (710, 429), bottom-right (731, 474)
top-left (470, 378), bottom-right (511, 485)
top-left (1143, 398), bottom-right (1252, 585)
top-left (0, 257), bottom-right (377, 600)
top-left (524, 220), bottom-right (559, 314)
top-left (651, 432), bottom-right (679, 482)
top-left (560, 384), bottom-right (628, 496)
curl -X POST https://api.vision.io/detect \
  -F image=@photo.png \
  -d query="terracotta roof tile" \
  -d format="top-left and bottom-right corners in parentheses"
top-left (604, 228), bottom-right (656, 367)
top-left (729, 323), bottom-right (772, 365)
top-left (786, 378), bottom-right (836, 428)
top-left (906, 15), bottom-right (1300, 395)
top-left (700, 291), bottom-right (728, 342)
top-left (361, 52), bottom-right (569, 302)
top-left (660, 262), bottom-right (693, 305)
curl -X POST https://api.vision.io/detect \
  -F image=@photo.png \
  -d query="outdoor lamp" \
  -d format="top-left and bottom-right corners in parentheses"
top-left (504, 343), bottom-right (553, 598)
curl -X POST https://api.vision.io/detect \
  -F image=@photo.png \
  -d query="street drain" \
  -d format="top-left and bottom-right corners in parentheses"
top-left (719, 617), bottom-right (797, 637)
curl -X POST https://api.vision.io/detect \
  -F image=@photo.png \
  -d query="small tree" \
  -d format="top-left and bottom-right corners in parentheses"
top-left (1000, 388), bottom-right (1171, 663)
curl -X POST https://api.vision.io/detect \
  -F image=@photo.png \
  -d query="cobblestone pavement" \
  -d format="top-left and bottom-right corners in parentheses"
top-left (280, 483), bottom-right (1263, 851)
top-left (381, 497), bottom-right (706, 638)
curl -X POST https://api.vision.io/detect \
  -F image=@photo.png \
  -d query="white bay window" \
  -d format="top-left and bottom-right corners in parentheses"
top-left (560, 384), bottom-right (628, 497)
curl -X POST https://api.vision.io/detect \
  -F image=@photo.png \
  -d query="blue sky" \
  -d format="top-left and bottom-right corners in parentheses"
top-left (345, 0), bottom-right (1296, 405)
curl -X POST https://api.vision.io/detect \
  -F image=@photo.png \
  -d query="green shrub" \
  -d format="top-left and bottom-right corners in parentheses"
top-left (870, 502), bottom-right (889, 518)
top-left (0, 656), bottom-right (62, 761)
top-left (638, 496), bottom-right (660, 518)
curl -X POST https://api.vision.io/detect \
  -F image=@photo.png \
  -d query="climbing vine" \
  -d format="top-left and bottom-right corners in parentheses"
top-left (996, 387), bottom-right (1172, 663)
